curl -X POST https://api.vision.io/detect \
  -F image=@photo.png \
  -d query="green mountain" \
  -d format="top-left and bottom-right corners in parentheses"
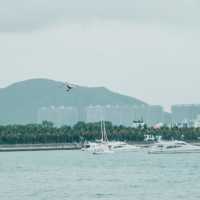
top-left (0, 79), bottom-right (147, 124)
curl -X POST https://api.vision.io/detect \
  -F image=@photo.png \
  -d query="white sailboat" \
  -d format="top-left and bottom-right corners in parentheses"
top-left (92, 121), bottom-right (114, 154)
top-left (82, 120), bottom-right (140, 153)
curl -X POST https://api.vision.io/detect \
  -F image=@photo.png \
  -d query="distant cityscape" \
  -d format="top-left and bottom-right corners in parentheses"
top-left (37, 104), bottom-right (200, 128)
top-left (2, 79), bottom-right (200, 128)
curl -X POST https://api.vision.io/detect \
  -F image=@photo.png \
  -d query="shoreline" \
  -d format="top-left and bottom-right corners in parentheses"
top-left (1, 141), bottom-right (200, 152)
top-left (0, 143), bottom-right (82, 152)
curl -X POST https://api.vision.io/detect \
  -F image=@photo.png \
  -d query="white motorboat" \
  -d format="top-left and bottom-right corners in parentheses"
top-left (109, 141), bottom-right (140, 152)
top-left (148, 140), bottom-right (200, 154)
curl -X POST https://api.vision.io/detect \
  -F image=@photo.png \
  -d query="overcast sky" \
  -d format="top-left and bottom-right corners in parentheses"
top-left (1, 0), bottom-right (200, 111)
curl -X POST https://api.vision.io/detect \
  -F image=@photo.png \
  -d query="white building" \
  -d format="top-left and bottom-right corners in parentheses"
top-left (37, 104), bottom-right (166, 127)
top-left (144, 134), bottom-right (156, 142)
top-left (132, 120), bottom-right (146, 128)
top-left (37, 106), bottom-right (79, 126)
top-left (85, 105), bottom-right (105, 122)
top-left (85, 105), bottom-right (140, 126)
top-left (194, 115), bottom-right (200, 128)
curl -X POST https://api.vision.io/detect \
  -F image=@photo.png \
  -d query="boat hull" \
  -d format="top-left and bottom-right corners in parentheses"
top-left (92, 150), bottom-right (114, 155)
top-left (148, 149), bottom-right (200, 154)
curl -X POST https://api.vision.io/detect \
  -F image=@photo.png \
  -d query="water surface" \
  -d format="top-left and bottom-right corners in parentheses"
top-left (0, 150), bottom-right (200, 200)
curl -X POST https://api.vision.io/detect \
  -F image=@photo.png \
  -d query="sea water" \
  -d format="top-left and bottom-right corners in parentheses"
top-left (0, 150), bottom-right (200, 200)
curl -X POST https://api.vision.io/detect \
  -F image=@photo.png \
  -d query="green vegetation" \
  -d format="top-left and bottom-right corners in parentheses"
top-left (0, 121), bottom-right (200, 145)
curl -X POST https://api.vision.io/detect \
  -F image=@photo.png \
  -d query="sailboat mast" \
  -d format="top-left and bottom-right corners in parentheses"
top-left (103, 121), bottom-right (108, 142)
top-left (100, 120), bottom-right (103, 142)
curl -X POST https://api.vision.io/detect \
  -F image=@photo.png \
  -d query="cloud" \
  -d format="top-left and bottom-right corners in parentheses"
top-left (0, 0), bottom-right (200, 32)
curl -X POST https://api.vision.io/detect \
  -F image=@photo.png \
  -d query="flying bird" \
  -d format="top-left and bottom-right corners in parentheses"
top-left (63, 82), bottom-right (76, 92)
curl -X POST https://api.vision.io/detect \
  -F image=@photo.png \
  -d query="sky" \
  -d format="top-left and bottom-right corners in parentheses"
top-left (1, 0), bottom-right (200, 111)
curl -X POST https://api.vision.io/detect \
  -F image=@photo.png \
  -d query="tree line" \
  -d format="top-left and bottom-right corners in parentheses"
top-left (0, 121), bottom-right (200, 144)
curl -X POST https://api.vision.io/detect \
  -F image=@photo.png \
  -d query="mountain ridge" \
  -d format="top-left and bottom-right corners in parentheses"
top-left (0, 78), bottom-right (148, 124)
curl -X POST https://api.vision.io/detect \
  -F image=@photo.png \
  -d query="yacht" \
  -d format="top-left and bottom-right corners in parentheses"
top-left (81, 141), bottom-right (98, 151)
top-left (92, 143), bottom-right (114, 154)
top-left (91, 121), bottom-right (114, 154)
top-left (148, 140), bottom-right (200, 154)
top-left (83, 141), bottom-right (140, 153)
top-left (82, 121), bottom-right (139, 154)
top-left (109, 141), bottom-right (140, 152)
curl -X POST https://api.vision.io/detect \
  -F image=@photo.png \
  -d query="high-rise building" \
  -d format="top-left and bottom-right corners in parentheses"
top-left (38, 104), bottom-right (167, 127)
top-left (85, 105), bottom-right (104, 123)
top-left (85, 104), bottom-right (165, 126)
top-left (37, 106), bottom-right (79, 126)
top-left (145, 105), bottom-right (165, 126)
top-left (171, 104), bottom-right (200, 123)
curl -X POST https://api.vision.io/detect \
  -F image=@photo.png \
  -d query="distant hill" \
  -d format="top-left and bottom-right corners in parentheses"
top-left (0, 79), bottom-right (148, 124)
